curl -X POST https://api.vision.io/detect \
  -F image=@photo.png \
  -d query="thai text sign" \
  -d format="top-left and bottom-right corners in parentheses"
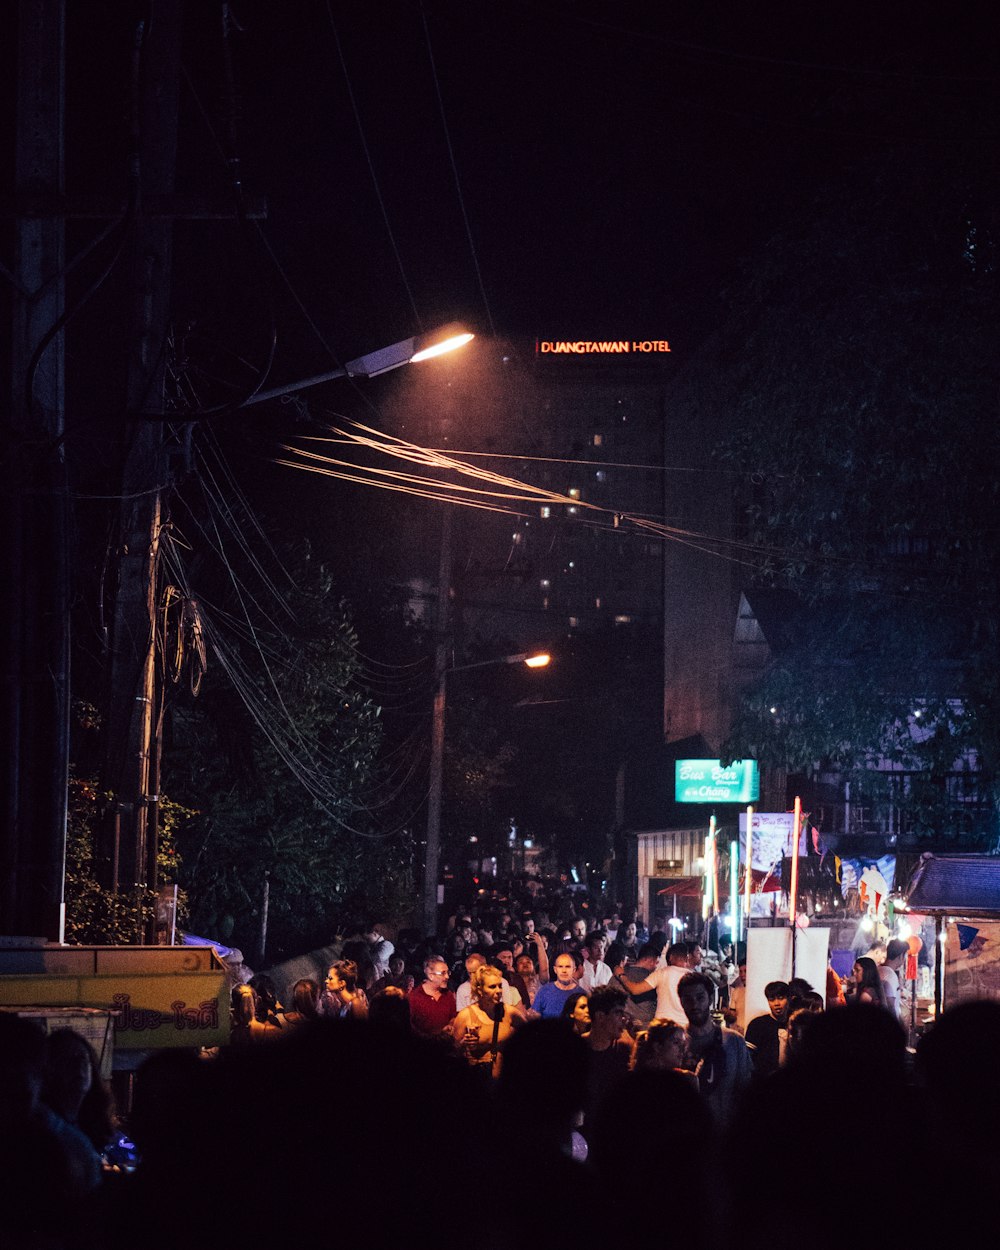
top-left (675, 759), bottom-right (759, 804)
top-left (0, 971), bottom-right (229, 1050)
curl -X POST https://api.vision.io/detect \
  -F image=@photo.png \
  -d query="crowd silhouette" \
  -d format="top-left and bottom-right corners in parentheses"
top-left (1, 901), bottom-right (995, 1249)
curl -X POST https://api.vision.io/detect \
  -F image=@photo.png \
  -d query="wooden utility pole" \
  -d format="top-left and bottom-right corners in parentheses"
top-left (3, 2), bottom-right (268, 943)
top-left (99, 2), bottom-right (182, 936)
top-left (0, 0), bottom-right (69, 941)
top-left (422, 506), bottom-right (453, 938)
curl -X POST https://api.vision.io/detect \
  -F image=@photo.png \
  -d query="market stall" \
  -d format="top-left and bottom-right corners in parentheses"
top-left (901, 853), bottom-right (1000, 1020)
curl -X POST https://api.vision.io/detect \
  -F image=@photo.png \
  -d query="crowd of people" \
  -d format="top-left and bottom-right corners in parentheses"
top-left (3, 897), bottom-right (999, 1249)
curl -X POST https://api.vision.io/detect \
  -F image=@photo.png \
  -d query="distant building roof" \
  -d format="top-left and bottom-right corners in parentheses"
top-left (904, 853), bottom-right (1000, 916)
top-left (734, 590), bottom-right (805, 669)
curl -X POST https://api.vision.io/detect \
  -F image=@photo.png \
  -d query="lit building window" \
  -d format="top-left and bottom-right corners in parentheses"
top-left (595, 597), bottom-right (601, 609)
top-left (595, 470), bottom-right (606, 482)
top-left (540, 578), bottom-right (550, 589)
top-left (568, 487), bottom-right (581, 499)
top-left (540, 506), bottom-right (551, 518)
top-left (614, 614), bottom-right (632, 624)
top-left (567, 505), bottom-right (578, 514)
top-left (568, 616), bottom-right (579, 628)
top-left (593, 433), bottom-right (603, 446)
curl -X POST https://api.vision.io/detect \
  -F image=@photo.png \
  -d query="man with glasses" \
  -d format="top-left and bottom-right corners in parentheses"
top-left (408, 957), bottom-right (457, 1037)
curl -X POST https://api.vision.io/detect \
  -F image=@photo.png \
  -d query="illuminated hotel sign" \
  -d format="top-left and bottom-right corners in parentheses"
top-left (535, 338), bottom-right (671, 356)
top-left (675, 759), bottom-right (760, 804)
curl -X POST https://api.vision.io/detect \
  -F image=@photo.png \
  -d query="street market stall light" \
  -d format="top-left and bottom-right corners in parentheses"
top-left (242, 322), bottom-right (474, 406)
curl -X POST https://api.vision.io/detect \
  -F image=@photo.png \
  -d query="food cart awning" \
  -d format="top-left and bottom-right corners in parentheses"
top-left (904, 853), bottom-right (1000, 917)
top-left (657, 867), bottom-right (780, 898)
top-left (656, 877), bottom-right (705, 898)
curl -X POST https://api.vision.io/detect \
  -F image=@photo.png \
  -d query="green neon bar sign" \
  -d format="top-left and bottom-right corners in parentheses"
top-left (675, 759), bottom-right (760, 804)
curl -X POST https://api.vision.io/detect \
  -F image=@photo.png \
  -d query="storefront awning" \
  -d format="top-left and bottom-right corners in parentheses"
top-left (657, 867), bottom-right (780, 898)
top-left (904, 853), bottom-right (1000, 917)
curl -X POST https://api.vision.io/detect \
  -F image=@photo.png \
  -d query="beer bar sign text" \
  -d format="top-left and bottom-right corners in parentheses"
top-left (675, 759), bottom-right (760, 804)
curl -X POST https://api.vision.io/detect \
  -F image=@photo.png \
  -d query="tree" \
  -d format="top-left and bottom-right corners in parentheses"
top-left (64, 702), bottom-right (191, 944)
top-left (704, 118), bottom-right (1000, 845)
top-left (164, 545), bottom-right (414, 959)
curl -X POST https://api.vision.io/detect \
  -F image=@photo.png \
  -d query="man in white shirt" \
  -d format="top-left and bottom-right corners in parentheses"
top-left (617, 941), bottom-right (691, 1024)
top-left (454, 952), bottom-right (522, 1010)
top-left (579, 933), bottom-right (613, 993)
top-left (361, 920), bottom-right (394, 980)
top-left (878, 939), bottom-right (908, 1019)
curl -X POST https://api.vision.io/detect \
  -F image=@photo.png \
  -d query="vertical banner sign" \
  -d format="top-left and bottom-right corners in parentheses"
top-left (789, 797), bottom-right (802, 930)
top-left (730, 839), bottom-right (739, 946)
top-left (744, 805), bottom-right (754, 939)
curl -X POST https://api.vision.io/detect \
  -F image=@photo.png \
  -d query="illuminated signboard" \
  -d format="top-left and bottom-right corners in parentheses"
top-left (675, 759), bottom-right (760, 804)
top-left (535, 338), bottom-right (671, 356)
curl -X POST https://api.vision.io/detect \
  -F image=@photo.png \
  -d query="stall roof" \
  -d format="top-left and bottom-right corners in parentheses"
top-left (904, 854), bottom-right (1000, 916)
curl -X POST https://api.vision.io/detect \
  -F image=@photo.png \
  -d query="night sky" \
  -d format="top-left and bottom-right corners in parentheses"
top-left (6, 1), bottom-right (994, 432)
top-left (3, 0), bottom-right (998, 921)
top-left (4, 0), bottom-right (998, 605)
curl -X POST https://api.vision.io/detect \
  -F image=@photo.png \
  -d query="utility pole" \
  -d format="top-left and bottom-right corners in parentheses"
top-left (0, 0), bottom-right (69, 941)
top-left (422, 506), bottom-right (453, 938)
top-left (98, 3), bottom-right (182, 940)
top-left (3, 2), bottom-right (268, 943)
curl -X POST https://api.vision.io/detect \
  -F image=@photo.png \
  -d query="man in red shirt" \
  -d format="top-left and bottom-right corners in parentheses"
top-left (407, 956), bottom-right (457, 1038)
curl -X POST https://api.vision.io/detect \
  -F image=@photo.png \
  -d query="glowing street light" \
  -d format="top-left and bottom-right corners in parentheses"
top-left (523, 653), bottom-right (551, 669)
top-left (242, 322), bottom-right (474, 407)
top-left (409, 327), bottom-right (475, 364)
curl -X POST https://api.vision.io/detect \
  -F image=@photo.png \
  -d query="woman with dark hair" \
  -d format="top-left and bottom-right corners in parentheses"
top-left (852, 957), bottom-right (888, 1007)
top-left (632, 1020), bottom-right (698, 1089)
top-left (42, 1029), bottom-right (118, 1159)
top-left (283, 978), bottom-right (321, 1028)
top-left (248, 973), bottom-right (286, 1031)
top-left (617, 922), bottom-right (641, 962)
top-left (325, 960), bottom-right (369, 1020)
top-left (368, 985), bottom-right (411, 1031)
top-left (561, 990), bottom-right (591, 1037)
top-left (444, 929), bottom-right (467, 985)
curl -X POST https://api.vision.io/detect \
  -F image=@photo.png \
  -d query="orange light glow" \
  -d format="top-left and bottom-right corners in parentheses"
top-left (410, 331), bottom-right (475, 363)
top-left (524, 653), bottom-right (551, 668)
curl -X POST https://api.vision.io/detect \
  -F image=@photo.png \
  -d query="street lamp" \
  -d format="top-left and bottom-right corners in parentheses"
top-left (423, 651), bottom-right (550, 936)
top-left (103, 321), bottom-right (472, 944)
top-left (241, 322), bottom-right (474, 407)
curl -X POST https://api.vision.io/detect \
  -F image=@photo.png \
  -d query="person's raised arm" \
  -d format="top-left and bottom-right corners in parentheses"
top-left (533, 933), bottom-right (550, 983)
top-left (615, 964), bottom-right (655, 996)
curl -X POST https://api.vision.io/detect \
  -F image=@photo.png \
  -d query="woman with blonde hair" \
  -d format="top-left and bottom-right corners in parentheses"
top-left (450, 962), bottom-right (524, 1078)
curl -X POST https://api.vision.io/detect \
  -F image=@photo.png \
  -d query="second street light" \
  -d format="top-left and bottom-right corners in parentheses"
top-left (423, 651), bottom-right (550, 937)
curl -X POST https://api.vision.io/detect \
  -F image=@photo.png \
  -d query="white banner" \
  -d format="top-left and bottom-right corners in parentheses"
top-left (739, 811), bottom-right (806, 875)
top-left (745, 927), bottom-right (830, 1021)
